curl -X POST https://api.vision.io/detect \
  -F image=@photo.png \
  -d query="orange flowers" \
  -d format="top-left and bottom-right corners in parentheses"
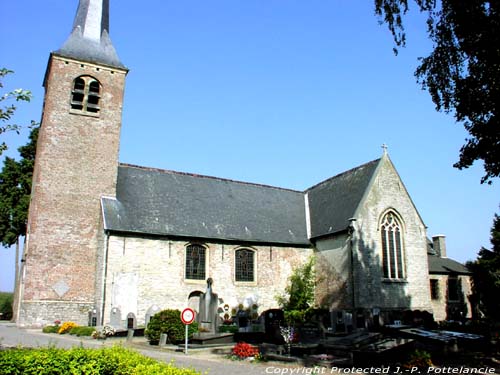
top-left (232, 342), bottom-right (259, 359)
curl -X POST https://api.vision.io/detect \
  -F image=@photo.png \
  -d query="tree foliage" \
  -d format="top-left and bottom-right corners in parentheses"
top-left (276, 256), bottom-right (316, 325)
top-left (0, 125), bottom-right (38, 247)
top-left (0, 68), bottom-right (36, 156)
top-left (466, 210), bottom-right (500, 321)
top-left (375, 0), bottom-right (500, 184)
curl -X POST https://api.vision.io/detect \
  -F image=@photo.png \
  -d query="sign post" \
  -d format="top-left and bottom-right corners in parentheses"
top-left (180, 307), bottom-right (195, 355)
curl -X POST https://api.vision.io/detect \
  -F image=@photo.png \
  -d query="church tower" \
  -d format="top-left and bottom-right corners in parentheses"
top-left (17, 0), bottom-right (127, 326)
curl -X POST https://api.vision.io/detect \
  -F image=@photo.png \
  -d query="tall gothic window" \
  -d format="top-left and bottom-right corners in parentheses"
top-left (185, 244), bottom-right (206, 280)
top-left (235, 248), bottom-right (255, 282)
top-left (380, 211), bottom-right (405, 279)
top-left (70, 76), bottom-right (101, 114)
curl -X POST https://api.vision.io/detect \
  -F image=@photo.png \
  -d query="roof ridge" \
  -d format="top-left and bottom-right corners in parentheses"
top-left (305, 158), bottom-right (381, 192)
top-left (118, 163), bottom-right (303, 194)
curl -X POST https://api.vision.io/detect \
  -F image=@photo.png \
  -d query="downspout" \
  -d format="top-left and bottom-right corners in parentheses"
top-left (101, 231), bottom-right (110, 326)
top-left (348, 218), bottom-right (357, 329)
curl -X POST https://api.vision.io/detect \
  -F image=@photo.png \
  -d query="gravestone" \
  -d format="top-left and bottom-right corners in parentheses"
top-left (110, 307), bottom-right (122, 328)
top-left (237, 309), bottom-right (249, 332)
top-left (145, 305), bottom-right (161, 327)
top-left (127, 312), bottom-right (137, 329)
top-left (299, 322), bottom-right (322, 344)
top-left (264, 309), bottom-right (285, 344)
top-left (198, 278), bottom-right (219, 333)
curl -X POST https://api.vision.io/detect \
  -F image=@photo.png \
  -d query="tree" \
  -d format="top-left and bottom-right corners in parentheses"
top-left (375, 1), bottom-right (500, 184)
top-left (466, 210), bottom-right (500, 321)
top-left (276, 256), bottom-right (316, 325)
top-left (0, 125), bottom-right (38, 311)
top-left (0, 68), bottom-right (36, 156)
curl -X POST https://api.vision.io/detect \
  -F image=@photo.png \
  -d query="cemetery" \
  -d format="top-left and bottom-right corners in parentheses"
top-left (76, 279), bottom-right (497, 370)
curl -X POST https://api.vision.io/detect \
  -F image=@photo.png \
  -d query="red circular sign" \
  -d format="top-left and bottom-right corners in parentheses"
top-left (181, 307), bottom-right (195, 325)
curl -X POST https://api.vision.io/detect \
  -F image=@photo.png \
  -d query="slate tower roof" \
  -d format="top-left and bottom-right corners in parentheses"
top-left (56, 0), bottom-right (124, 68)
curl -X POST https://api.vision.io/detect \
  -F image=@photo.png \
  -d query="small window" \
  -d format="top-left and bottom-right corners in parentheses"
top-left (447, 277), bottom-right (460, 301)
top-left (185, 244), bottom-right (206, 280)
top-left (430, 279), bottom-right (440, 300)
top-left (70, 76), bottom-right (101, 114)
top-left (380, 211), bottom-right (405, 279)
top-left (235, 248), bottom-right (255, 282)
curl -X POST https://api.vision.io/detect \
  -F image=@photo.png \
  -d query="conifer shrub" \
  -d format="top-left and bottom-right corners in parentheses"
top-left (0, 346), bottom-right (201, 375)
top-left (69, 326), bottom-right (96, 337)
top-left (145, 309), bottom-right (198, 344)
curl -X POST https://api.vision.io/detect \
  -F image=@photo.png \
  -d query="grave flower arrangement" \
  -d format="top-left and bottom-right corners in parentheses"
top-left (231, 342), bottom-right (260, 360)
top-left (91, 325), bottom-right (115, 340)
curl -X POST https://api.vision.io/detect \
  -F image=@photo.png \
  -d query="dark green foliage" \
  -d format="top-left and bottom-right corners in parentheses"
top-left (69, 326), bottom-right (96, 337)
top-left (0, 126), bottom-right (38, 248)
top-left (219, 325), bottom-right (238, 334)
top-left (145, 309), bottom-right (198, 344)
top-left (467, 211), bottom-right (500, 321)
top-left (375, 1), bottom-right (500, 184)
top-left (276, 256), bottom-right (316, 325)
top-left (42, 325), bottom-right (60, 334)
top-left (0, 292), bottom-right (13, 320)
top-left (0, 346), bottom-right (201, 375)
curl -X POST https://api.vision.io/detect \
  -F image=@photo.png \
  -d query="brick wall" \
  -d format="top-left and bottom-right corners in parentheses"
top-left (17, 55), bottom-right (127, 327)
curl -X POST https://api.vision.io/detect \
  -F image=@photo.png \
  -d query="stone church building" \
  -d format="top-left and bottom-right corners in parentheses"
top-left (16, 0), bottom-right (471, 328)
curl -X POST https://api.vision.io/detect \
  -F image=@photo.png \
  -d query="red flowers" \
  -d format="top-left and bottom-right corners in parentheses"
top-left (232, 342), bottom-right (259, 359)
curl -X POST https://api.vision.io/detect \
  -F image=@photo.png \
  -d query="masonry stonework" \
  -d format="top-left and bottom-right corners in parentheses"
top-left (353, 157), bottom-right (432, 312)
top-left (17, 55), bottom-right (127, 327)
top-left (102, 235), bottom-right (312, 327)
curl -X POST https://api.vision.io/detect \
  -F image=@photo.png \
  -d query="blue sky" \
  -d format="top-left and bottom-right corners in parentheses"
top-left (1, 1), bottom-right (499, 292)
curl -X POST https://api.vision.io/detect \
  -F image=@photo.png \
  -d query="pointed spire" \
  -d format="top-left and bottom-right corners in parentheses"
top-left (56, 0), bottom-right (124, 68)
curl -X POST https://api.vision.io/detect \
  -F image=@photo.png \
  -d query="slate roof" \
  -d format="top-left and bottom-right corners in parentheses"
top-left (102, 164), bottom-right (309, 245)
top-left (56, 0), bottom-right (125, 68)
top-left (306, 159), bottom-right (381, 239)
top-left (428, 254), bottom-right (471, 275)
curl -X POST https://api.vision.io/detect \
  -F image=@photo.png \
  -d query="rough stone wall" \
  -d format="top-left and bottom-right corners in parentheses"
top-left (314, 234), bottom-right (353, 310)
top-left (17, 55), bottom-right (126, 327)
top-left (102, 235), bottom-right (312, 327)
top-left (430, 274), bottom-right (472, 321)
top-left (352, 156), bottom-right (432, 312)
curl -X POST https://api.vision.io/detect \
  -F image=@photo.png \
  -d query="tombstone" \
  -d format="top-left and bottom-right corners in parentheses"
top-left (264, 309), bottom-right (285, 344)
top-left (110, 307), bottom-right (122, 328)
top-left (299, 322), bottom-right (322, 344)
top-left (236, 309), bottom-right (249, 332)
top-left (198, 278), bottom-right (219, 333)
top-left (145, 305), bottom-right (161, 327)
top-left (88, 308), bottom-right (98, 327)
top-left (127, 312), bottom-right (137, 329)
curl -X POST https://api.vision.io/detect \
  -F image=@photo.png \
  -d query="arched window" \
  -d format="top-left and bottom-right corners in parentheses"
top-left (185, 244), bottom-right (206, 280)
top-left (380, 211), bottom-right (405, 279)
top-left (70, 76), bottom-right (101, 114)
top-left (235, 248), bottom-right (255, 282)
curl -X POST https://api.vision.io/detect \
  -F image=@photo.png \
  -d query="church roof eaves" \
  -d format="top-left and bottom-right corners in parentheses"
top-left (102, 163), bottom-right (310, 245)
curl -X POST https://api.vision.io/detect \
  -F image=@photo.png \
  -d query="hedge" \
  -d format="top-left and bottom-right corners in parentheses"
top-left (0, 346), bottom-right (201, 375)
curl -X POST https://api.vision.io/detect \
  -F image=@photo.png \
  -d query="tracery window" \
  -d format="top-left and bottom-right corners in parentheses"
top-left (185, 244), bottom-right (206, 280)
top-left (235, 248), bottom-right (255, 282)
top-left (380, 211), bottom-right (405, 279)
top-left (70, 76), bottom-right (101, 114)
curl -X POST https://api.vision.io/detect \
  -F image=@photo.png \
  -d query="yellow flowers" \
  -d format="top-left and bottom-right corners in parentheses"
top-left (57, 321), bottom-right (78, 334)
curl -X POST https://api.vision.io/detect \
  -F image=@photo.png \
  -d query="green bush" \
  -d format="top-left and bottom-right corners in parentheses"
top-left (219, 325), bottom-right (238, 334)
top-left (0, 345), bottom-right (201, 375)
top-left (145, 309), bottom-right (198, 344)
top-left (42, 325), bottom-right (60, 334)
top-left (69, 326), bottom-right (96, 337)
top-left (0, 292), bottom-right (13, 321)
